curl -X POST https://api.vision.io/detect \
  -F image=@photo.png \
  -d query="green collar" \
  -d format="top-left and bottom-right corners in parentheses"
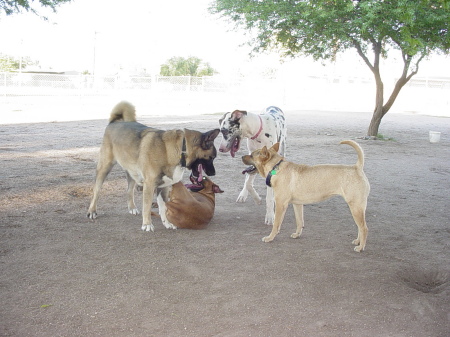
top-left (265, 160), bottom-right (283, 187)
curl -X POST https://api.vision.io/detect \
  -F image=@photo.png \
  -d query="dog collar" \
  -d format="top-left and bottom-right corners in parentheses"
top-left (180, 137), bottom-right (187, 167)
top-left (265, 159), bottom-right (283, 187)
top-left (250, 115), bottom-right (263, 140)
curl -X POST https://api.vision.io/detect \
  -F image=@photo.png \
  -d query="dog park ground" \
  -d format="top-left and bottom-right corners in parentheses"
top-left (1, 108), bottom-right (449, 336)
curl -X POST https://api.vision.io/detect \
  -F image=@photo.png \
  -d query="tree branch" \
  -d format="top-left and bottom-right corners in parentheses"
top-left (350, 37), bottom-right (374, 72)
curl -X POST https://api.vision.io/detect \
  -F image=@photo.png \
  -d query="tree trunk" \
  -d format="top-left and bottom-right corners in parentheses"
top-left (368, 105), bottom-right (384, 137)
top-left (367, 64), bottom-right (385, 137)
top-left (353, 39), bottom-right (422, 137)
top-left (367, 76), bottom-right (410, 136)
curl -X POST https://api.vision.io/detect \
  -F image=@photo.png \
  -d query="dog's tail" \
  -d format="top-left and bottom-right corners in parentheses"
top-left (109, 101), bottom-right (137, 123)
top-left (340, 140), bottom-right (365, 169)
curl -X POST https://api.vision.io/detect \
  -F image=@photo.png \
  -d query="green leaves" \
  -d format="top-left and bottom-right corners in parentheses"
top-left (160, 57), bottom-right (217, 76)
top-left (1, 0), bottom-right (72, 18)
top-left (211, 0), bottom-right (450, 58)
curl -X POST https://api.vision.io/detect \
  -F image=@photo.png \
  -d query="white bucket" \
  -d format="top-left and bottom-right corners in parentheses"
top-left (429, 131), bottom-right (441, 143)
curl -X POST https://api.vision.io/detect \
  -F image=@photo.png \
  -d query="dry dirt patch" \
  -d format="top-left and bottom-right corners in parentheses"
top-left (1, 110), bottom-right (449, 336)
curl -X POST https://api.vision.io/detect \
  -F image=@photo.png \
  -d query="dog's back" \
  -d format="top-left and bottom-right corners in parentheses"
top-left (166, 179), bottom-right (222, 229)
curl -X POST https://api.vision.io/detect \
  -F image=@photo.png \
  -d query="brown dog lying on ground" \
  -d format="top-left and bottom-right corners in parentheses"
top-left (165, 177), bottom-right (223, 229)
top-left (242, 140), bottom-right (370, 252)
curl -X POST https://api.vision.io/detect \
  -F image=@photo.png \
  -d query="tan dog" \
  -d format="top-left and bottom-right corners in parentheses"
top-left (87, 101), bottom-right (220, 232)
top-left (165, 177), bottom-right (224, 229)
top-left (242, 140), bottom-right (370, 252)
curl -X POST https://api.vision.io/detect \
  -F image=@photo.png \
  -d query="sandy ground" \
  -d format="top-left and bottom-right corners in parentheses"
top-left (0, 108), bottom-right (449, 336)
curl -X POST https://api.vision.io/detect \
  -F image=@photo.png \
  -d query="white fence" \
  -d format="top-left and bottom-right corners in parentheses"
top-left (0, 73), bottom-right (236, 95)
top-left (0, 72), bottom-right (449, 123)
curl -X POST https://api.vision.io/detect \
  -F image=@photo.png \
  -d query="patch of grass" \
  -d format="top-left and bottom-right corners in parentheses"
top-left (377, 133), bottom-right (396, 141)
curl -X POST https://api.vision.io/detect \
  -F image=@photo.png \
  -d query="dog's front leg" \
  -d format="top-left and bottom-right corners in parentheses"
top-left (142, 181), bottom-right (156, 232)
top-left (291, 204), bottom-right (305, 239)
top-left (237, 173), bottom-right (261, 204)
top-left (262, 201), bottom-right (288, 242)
top-left (156, 189), bottom-right (177, 230)
top-left (265, 187), bottom-right (275, 225)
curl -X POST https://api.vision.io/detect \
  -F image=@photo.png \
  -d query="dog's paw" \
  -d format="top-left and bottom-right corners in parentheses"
top-left (262, 236), bottom-right (273, 243)
top-left (352, 238), bottom-right (360, 245)
top-left (236, 194), bottom-right (248, 203)
top-left (290, 233), bottom-right (300, 239)
top-left (128, 208), bottom-right (140, 215)
top-left (141, 224), bottom-right (155, 232)
top-left (163, 221), bottom-right (177, 230)
top-left (264, 215), bottom-right (274, 225)
top-left (87, 211), bottom-right (97, 220)
top-left (354, 245), bottom-right (364, 252)
top-left (252, 195), bottom-right (262, 205)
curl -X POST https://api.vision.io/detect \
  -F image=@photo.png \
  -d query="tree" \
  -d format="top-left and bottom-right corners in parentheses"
top-left (0, 55), bottom-right (21, 72)
top-left (0, 54), bottom-right (37, 71)
top-left (1, 0), bottom-right (71, 18)
top-left (160, 56), bottom-right (217, 76)
top-left (210, 0), bottom-right (450, 136)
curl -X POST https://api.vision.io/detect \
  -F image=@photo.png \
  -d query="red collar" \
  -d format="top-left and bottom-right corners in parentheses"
top-left (250, 115), bottom-right (263, 140)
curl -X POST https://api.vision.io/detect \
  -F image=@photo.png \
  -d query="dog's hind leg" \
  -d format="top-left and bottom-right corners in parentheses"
top-left (126, 172), bottom-right (140, 216)
top-left (87, 155), bottom-right (115, 219)
top-left (291, 204), bottom-right (305, 239)
top-left (237, 173), bottom-right (262, 204)
top-left (262, 201), bottom-right (288, 242)
top-left (348, 202), bottom-right (368, 252)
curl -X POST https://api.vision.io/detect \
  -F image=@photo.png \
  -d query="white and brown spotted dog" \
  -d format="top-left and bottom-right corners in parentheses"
top-left (218, 106), bottom-right (286, 225)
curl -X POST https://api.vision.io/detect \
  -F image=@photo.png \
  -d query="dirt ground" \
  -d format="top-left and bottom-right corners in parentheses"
top-left (1, 109), bottom-right (449, 337)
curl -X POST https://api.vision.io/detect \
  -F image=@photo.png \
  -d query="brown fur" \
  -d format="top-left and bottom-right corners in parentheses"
top-left (165, 178), bottom-right (224, 229)
top-left (242, 140), bottom-right (370, 252)
top-left (87, 101), bottom-right (220, 232)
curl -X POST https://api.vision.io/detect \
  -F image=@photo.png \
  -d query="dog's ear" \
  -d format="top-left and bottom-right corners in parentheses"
top-left (230, 110), bottom-right (247, 121)
top-left (213, 184), bottom-right (224, 193)
top-left (260, 146), bottom-right (269, 159)
top-left (271, 143), bottom-right (280, 152)
top-left (201, 129), bottom-right (220, 149)
top-left (204, 129), bottom-right (220, 141)
top-left (219, 112), bottom-right (228, 126)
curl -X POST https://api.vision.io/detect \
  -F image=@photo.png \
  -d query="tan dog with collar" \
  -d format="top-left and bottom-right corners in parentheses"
top-left (242, 140), bottom-right (370, 252)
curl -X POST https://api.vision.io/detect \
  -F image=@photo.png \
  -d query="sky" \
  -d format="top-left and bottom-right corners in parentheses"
top-left (0, 0), bottom-right (254, 75)
top-left (0, 0), bottom-right (449, 78)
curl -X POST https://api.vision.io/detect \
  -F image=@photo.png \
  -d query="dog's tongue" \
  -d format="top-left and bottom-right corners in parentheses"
top-left (230, 148), bottom-right (236, 158)
top-left (197, 164), bottom-right (203, 181)
top-left (230, 138), bottom-right (239, 158)
top-left (186, 164), bottom-right (204, 189)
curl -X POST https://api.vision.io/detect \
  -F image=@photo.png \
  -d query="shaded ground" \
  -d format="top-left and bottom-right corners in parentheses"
top-left (1, 110), bottom-right (449, 336)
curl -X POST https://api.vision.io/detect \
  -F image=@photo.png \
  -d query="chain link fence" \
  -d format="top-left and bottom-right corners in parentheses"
top-left (0, 73), bottom-right (238, 96)
top-left (0, 72), bottom-right (449, 122)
